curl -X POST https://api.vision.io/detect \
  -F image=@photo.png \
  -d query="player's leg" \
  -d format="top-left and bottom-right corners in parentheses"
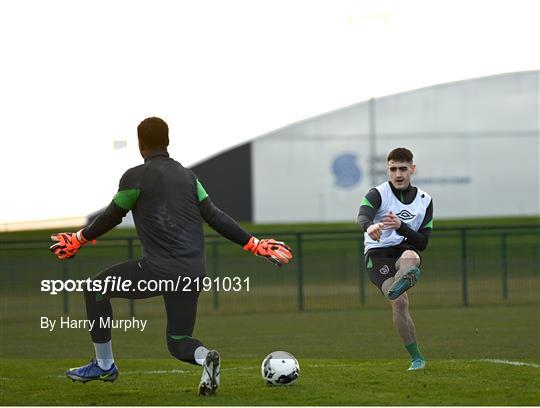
top-left (66, 259), bottom-right (156, 383)
top-left (163, 285), bottom-right (220, 396)
top-left (381, 250), bottom-right (426, 370)
top-left (395, 249), bottom-right (421, 280)
top-left (382, 281), bottom-right (425, 370)
top-left (387, 250), bottom-right (422, 300)
top-left (382, 280), bottom-right (416, 344)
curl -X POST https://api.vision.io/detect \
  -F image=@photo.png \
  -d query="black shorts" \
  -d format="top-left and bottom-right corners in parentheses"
top-left (365, 244), bottom-right (422, 291)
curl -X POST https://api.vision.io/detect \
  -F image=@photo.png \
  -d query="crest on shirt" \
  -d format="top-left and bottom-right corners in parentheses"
top-left (396, 209), bottom-right (415, 221)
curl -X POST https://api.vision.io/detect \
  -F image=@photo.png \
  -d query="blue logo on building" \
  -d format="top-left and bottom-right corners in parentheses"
top-left (332, 153), bottom-right (362, 188)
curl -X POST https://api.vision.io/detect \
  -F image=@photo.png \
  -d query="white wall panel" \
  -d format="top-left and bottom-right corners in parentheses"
top-left (253, 71), bottom-right (539, 222)
top-left (253, 137), bottom-right (371, 223)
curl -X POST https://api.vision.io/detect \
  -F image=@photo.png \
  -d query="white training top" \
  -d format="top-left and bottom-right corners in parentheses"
top-left (364, 181), bottom-right (432, 253)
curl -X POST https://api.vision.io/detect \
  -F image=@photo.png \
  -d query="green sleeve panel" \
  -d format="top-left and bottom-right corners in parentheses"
top-left (113, 189), bottom-right (140, 210)
top-left (361, 197), bottom-right (374, 209)
top-left (196, 179), bottom-right (209, 202)
top-left (423, 219), bottom-right (433, 229)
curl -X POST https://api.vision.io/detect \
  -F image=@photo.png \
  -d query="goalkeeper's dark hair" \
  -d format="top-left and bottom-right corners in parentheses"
top-left (387, 147), bottom-right (413, 163)
top-left (137, 117), bottom-right (169, 148)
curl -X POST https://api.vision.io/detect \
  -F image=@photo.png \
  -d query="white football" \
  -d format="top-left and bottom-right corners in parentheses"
top-left (261, 351), bottom-right (300, 385)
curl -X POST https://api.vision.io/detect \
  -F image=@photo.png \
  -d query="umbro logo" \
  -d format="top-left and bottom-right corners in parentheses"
top-left (396, 210), bottom-right (415, 221)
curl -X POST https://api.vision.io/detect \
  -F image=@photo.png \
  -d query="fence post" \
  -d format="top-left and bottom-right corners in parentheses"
top-left (128, 238), bottom-right (135, 317)
top-left (501, 234), bottom-right (508, 300)
top-left (358, 237), bottom-right (365, 305)
top-left (62, 261), bottom-right (69, 314)
top-left (212, 240), bottom-right (219, 310)
top-left (460, 229), bottom-right (469, 307)
top-left (296, 233), bottom-right (304, 312)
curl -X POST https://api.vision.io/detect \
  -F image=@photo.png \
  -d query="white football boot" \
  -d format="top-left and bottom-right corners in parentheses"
top-left (198, 350), bottom-right (221, 396)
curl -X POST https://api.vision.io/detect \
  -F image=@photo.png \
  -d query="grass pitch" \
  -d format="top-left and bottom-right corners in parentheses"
top-left (1, 218), bottom-right (538, 405)
top-left (2, 305), bottom-right (539, 405)
top-left (2, 358), bottom-right (539, 406)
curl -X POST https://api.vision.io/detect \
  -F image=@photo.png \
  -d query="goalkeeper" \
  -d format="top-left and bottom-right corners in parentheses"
top-left (357, 147), bottom-right (433, 371)
top-left (49, 117), bottom-right (292, 396)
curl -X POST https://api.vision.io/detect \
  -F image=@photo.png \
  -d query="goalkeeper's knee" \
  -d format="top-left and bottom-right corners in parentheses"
top-left (166, 335), bottom-right (203, 365)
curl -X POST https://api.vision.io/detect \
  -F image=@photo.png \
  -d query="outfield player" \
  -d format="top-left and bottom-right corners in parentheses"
top-left (49, 117), bottom-right (293, 396)
top-left (357, 147), bottom-right (433, 371)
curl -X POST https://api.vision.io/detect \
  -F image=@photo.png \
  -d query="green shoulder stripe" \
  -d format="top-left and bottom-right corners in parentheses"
top-left (113, 189), bottom-right (140, 210)
top-left (361, 197), bottom-right (374, 209)
top-left (196, 179), bottom-right (208, 202)
top-left (423, 219), bottom-right (433, 229)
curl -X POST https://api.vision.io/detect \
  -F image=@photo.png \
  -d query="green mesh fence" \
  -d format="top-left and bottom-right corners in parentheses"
top-left (1, 226), bottom-right (538, 322)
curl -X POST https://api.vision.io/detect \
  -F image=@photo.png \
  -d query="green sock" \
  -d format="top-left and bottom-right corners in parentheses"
top-left (405, 342), bottom-right (424, 361)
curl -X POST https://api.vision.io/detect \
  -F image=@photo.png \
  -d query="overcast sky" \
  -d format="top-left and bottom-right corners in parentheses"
top-left (1, 0), bottom-right (538, 224)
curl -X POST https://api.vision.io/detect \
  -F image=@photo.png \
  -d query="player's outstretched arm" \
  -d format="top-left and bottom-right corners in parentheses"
top-left (82, 199), bottom-right (131, 240)
top-left (49, 201), bottom-right (129, 260)
top-left (195, 177), bottom-right (292, 267)
top-left (198, 195), bottom-right (292, 266)
top-left (49, 168), bottom-right (139, 259)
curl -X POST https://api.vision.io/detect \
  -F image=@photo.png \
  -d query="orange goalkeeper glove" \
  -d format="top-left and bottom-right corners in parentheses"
top-left (49, 229), bottom-right (95, 260)
top-left (243, 237), bottom-right (293, 267)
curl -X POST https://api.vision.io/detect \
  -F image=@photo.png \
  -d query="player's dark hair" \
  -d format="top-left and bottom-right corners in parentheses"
top-left (387, 147), bottom-right (413, 163)
top-left (137, 117), bottom-right (169, 148)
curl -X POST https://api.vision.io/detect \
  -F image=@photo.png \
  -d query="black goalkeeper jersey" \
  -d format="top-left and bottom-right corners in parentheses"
top-left (83, 150), bottom-right (251, 277)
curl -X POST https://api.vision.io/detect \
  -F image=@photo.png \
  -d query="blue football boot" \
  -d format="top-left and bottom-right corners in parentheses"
top-left (65, 359), bottom-right (118, 383)
top-left (408, 358), bottom-right (426, 371)
top-left (387, 267), bottom-right (421, 300)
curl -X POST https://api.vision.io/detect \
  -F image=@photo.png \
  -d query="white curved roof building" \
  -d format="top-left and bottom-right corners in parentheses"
top-left (191, 70), bottom-right (539, 223)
